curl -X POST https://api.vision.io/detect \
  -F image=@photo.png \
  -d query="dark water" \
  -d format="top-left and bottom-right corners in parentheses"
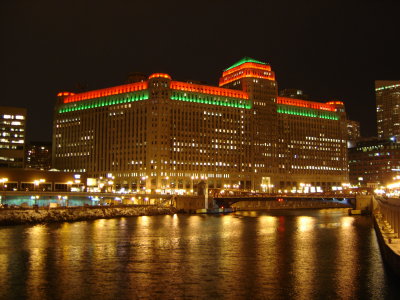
top-left (0, 209), bottom-right (399, 300)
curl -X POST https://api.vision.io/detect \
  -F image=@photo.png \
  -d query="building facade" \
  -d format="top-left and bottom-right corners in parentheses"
top-left (348, 138), bottom-right (400, 187)
top-left (376, 80), bottom-right (400, 139)
top-left (0, 106), bottom-right (26, 168)
top-left (53, 58), bottom-right (349, 194)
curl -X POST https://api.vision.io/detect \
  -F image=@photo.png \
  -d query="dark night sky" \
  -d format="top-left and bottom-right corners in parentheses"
top-left (1, 0), bottom-right (399, 142)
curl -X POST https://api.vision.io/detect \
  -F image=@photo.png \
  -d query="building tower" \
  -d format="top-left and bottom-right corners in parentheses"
top-left (219, 57), bottom-right (278, 191)
top-left (376, 80), bottom-right (400, 138)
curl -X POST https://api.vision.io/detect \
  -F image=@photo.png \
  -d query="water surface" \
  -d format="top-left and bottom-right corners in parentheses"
top-left (0, 209), bottom-right (399, 299)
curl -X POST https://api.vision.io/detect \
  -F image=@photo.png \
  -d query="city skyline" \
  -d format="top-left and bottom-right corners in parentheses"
top-left (2, 1), bottom-right (399, 142)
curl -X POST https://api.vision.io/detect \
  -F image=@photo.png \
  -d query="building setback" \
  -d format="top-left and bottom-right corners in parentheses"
top-left (0, 106), bottom-right (26, 168)
top-left (53, 58), bottom-right (349, 193)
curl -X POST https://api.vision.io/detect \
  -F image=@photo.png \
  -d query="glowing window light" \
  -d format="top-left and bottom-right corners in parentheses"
top-left (170, 91), bottom-right (252, 109)
top-left (61, 82), bottom-right (148, 104)
top-left (170, 81), bottom-right (249, 99)
top-left (148, 73), bottom-right (171, 80)
top-left (58, 91), bottom-right (149, 113)
top-left (277, 97), bottom-right (336, 112)
top-left (224, 57), bottom-right (268, 72)
top-left (277, 105), bottom-right (339, 120)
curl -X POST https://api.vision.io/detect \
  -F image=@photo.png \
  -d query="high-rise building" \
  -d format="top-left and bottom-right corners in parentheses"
top-left (25, 141), bottom-right (52, 170)
top-left (53, 58), bottom-right (349, 193)
top-left (376, 80), bottom-right (400, 138)
top-left (0, 106), bottom-right (26, 168)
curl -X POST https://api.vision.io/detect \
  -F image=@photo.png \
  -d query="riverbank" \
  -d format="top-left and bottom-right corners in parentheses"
top-left (373, 211), bottom-right (400, 277)
top-left (0, 205), bottom-right (177, 226)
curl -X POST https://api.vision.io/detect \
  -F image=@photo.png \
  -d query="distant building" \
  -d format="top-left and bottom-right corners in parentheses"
top-left (53, 57), bottom-right (349, 193)
top-left (376, 80), bottom-right (400, 139)
top-left (348, 137), bottom-right (400, 187)
top-left (347, 119), bottom-right (361, 145)
top-left (279, 89), bottom-right (309, 100)
top-left (0, 106), bottom-right (26, 168)
top-left (25, 142), bottom-right (52, 170)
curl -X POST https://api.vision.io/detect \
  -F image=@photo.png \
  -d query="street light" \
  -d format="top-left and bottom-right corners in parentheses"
top-left (0, 178), bottom-right (8, 190)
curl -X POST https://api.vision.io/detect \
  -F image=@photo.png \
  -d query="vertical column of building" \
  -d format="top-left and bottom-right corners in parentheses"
top-left (147, 74), bottom-right (172, 192)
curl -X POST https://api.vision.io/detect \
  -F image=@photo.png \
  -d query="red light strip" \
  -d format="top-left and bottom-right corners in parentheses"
top-left (170, 81), bottom-right (249, 99)
top-left (222, 62), bottom-right (271, 77)
top-left (326, 101), bottom-right (344, 106)
top-left (62, 82), bottom-right (148, 104)
top-left (148, 73), bottom-right (171, 80)
top-left (277, 97), bottom-right (336, 112)
top-left (57, 92), bottom-right (75, 97)
top-left (219, 70), bottom-right (275, 86)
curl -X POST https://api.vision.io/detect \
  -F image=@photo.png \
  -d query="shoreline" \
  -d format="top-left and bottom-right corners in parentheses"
top-left (0, 205), bottom-right (177, 226)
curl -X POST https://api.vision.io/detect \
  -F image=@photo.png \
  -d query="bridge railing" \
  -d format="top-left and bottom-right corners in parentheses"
top-left (376, 197), bottom-right (400, 236)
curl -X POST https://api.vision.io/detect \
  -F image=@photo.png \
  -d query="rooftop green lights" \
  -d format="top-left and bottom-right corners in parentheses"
top-left (59, 91), bottom-right (149, 113)
top-left (224, 57), bottom-right (267, 71)
top-left (277, 105), bottom-right (339, 120)
top-left (170, 91), bottom-right (252, 109)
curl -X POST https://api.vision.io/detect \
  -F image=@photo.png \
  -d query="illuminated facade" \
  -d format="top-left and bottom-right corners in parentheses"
top-left (376, 80), bottom-right (400, 139)
top-left (348, 138), bottom-right (400, 187)
top-left (0, 106), bottom-right (26, 168)
top-left (53, 58), bottom-right (349, 193)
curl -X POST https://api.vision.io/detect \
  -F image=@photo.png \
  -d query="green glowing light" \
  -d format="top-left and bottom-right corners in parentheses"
top-left (224, 57), bottom-right (268, 71)
top-left (170, 91), bottom-right (252, 109)
top-left (277, 105), bottom-right (339, 120)
top-left (59, 91), bottom-right (149, 113)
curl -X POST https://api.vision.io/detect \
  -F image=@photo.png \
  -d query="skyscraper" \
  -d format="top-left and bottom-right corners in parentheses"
top-left (376, 80), bottom-right (400, 138)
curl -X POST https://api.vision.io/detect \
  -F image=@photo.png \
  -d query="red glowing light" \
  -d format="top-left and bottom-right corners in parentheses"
top-left (57, 92), bottom-right (75, 97)
top-left (170, 81), bottom-right (249, 99)
top-left (148, 73), bottom-right (172, 80)
top-left (222, 62), bottom-right (271, 77)
top-left (62, 82), bottom-right (148, 104)
top-left (326, 101), bottom-right (344, 106)
top-left (219, 69), bottom-right (275, 86)
top-left (277, 97), bottom-right (336, 112)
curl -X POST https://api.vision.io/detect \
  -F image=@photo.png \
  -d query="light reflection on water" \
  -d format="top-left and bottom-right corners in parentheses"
top-left (0, 209), bottom-right (399, 300)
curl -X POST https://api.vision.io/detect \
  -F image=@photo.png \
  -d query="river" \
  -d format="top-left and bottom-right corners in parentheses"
top-left (0, 209), bottom-right (399, 299)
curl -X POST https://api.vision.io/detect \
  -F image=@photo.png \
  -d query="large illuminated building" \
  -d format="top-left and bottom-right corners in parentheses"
top-left (53, 58), bottom-right (349, 193)
top-left (376, 80), bottom-right (400, 139)
top-left (0, 106), bottom-right (26, 168)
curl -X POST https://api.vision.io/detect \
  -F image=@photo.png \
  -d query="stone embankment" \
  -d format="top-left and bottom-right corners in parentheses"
top-left (0, 206), bottom-right (176, 226)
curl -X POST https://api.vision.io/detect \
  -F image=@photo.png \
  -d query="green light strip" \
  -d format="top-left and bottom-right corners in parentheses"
top-left (58, 91), bottom-right (149, 113)
top-left (375, 84), bottom-right (400, 91)
top-left (224, 57), bottom-right (267, 71)
top-left (277, 105), bottom-right (339, 120)
top-left (170, 91), bottom-right (252, 109)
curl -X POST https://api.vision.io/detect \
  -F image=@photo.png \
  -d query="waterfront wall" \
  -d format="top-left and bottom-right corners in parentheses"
top-left (232, 200), bottom-right (350, 210)
top-left (0, 206), bottom-right (176, 226)
top-left (373, 211), bottom-right (400, 277)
